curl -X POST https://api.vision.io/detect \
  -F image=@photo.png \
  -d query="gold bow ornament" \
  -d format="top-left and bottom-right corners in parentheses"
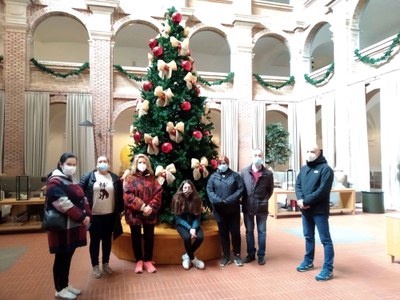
top-left (144, 133), bottom-right (159, 155)
top-left (170, 37), bottom-right (190, 56)
top-left (148, 53), bottom-right (154, 66)
top-left (162, 23), bottom-right (171, 38)
top-left (154, 86), bottom-right (174, 107)
top-left (155, 164), bottom-right (177, 185)
top-left (166, 121), bottom-right (184, 143)
top-left (136, 98), bottom-right (149, 117)
top-left (184, 72), bottom-right (197, 89)
top-left (191, 157), bottom-right (209, 180)
top-left (157, 60), bottom-right (177, 79)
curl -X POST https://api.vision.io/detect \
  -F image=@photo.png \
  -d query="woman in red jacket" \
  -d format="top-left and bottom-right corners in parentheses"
top-left (123, 154), bottom-right (162, 274)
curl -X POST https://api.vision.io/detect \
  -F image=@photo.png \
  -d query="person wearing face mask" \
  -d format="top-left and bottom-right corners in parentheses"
top-left (206, 155), bottom-right (244, 267)
top-left (171, 180), bottom-right (205, 270)
top-left (123, 154), bottom-right (162, 274)
top-left (240, 149), bottom-right (274, 266)
top-left (295, 144), bottom-right (335, 281)
top-left (80, 155), bottom-right (124, 279)
top-left (45, 152), bottom-right (91, 300)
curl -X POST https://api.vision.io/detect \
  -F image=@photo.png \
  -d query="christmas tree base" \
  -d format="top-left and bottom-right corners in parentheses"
top-left (111, 219), bottom-right (221, 264)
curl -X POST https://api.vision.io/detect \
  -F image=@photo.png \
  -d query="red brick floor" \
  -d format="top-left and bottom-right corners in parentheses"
top-left (1, 209), bottom-right (400, 300)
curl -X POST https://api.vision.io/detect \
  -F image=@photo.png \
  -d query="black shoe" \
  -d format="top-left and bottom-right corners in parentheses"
top-left (219, 257), bottom-right (231, 267)
top-left (244, 255), bottom-right (256, 263)
top-left (258, 256), bottom-right (266, 265)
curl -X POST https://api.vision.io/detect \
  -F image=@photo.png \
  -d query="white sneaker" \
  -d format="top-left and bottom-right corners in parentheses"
top-left (102, 263), bottom-right (113, 275)
top-left (182, 257), bottom-right (191, 270)
top-left (191, 257), bottom-right (205, 270)
top-left (182, 253), bottom-right (189, 261)
top-left (67, 285), bottom-right (81, 295)
top-left (55, 288), bottom-right (77, 300)
top-left (92, 265), bottom-right (101, 278)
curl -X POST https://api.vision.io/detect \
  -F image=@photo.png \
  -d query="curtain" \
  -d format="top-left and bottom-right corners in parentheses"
top-left (380, 73), bottom-right (400, 209)
top-left (66, 93), bottom-right (95, 179)
top-left (296, 99), bottom-right (316, 165)
top-left (321, 93), bottom-right (335, 168)
top-left (347, 83), bottom-right (370, 191)
top-left (288, 103), bottom-right (300, 172)
top-left (0, 91), bottom-right (4, 174)
top-left (252, 102), bottom-right (266, 157)
top-left (24, 92), bottom-right (49, 176)
top-left (221, 99), bottom-right (239, 171)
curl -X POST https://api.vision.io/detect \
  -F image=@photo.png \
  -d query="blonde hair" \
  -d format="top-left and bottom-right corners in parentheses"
top-left (130, 154), bottom-right (154, 175)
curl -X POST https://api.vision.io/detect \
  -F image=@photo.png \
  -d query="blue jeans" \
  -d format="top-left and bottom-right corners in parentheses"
top-left (301, 214), bottom-right (334, 271)
top-left (244, 213), bottom-right (267, 258)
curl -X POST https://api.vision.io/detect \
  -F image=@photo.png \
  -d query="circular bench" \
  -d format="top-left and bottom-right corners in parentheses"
top-left (111, 219), bottom-right (221, 264)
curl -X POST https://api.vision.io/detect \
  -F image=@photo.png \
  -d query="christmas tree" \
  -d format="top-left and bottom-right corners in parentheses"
top-left (130, 7), bottom-right (219, 224)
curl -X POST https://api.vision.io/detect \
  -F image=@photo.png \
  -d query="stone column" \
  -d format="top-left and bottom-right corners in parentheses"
top-left (87, 1), bottom-right (118, 159)
top-left (3, 0), bottom-right (30, 175)
top-left (331, 2), bottom-right (352, 176)
top-left (231, 18), bottom-right (255, 170)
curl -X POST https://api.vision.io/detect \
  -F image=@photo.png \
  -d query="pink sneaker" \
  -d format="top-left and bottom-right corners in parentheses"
top-left (135, 260), bottom-right (143, 274)
top-left (143, 261), bottom-right (157, 273)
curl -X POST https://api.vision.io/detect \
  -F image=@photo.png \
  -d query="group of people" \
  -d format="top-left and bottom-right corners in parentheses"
top-left (44, 144), bottom-right (335, 300)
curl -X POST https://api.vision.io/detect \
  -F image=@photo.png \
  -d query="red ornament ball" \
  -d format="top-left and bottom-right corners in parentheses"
top-left (161, 142), bottom-right (173, 153)
top-left (205, 131), bottom-right (210, 136)
top-left (195, 87), bottom-right (201, 96)
top-left (148, 38), bottom-right (158, 49)
top-left (133, 131), bottom-right (142, 142)
top-left (152, 46), bottom-right (164, 57)
top-left (171, 12), bottom-right (182, 24)
top-left (143, 81), bottom-right (153, 91)
top-left (181, 60), bottom-right (192, 71)
top-left (180, 101), bottom-right (191, 111)
top-left (192, 130), bottom-right (203, 140)
top-left (211, 159), bottom-right (218, 169)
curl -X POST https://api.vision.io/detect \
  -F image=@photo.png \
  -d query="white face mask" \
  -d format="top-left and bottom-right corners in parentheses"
top-left (253, 157), bottom-right (263, 166)
top-left (307, 153), bottom-right (317, 162)
top-left (62, 165), bottom-right (76, 176)
top-left (137, 163), bottom-right (147, 172)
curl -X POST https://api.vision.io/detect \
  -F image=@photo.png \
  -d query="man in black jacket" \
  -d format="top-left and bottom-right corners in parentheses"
top-left (240, 149), bottom-right (274, 266)
top-left (295, 145), bottom-right (335, 281)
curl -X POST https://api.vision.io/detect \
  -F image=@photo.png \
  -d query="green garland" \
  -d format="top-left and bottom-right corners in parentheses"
top-left (304, 62), bottom-right (334, 86)
top-left (30, 58), bottom-right (89, 78)
top-left (253, 74), bottom-right (295, 89)
top-left (197, 72), bottom-right (234, 86)
top-left (355, 32), bottom-right (400, 65)
top-left (113, 64), bottom-right (143, 82)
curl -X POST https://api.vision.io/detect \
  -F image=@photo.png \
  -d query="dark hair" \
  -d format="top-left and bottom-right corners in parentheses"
top-left (171, 179), bottom-right (202, 215)
top-left (57, 152), bottom-right (77, 171)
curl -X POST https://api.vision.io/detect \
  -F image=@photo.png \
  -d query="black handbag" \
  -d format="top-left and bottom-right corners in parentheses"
top-left (41, 205), bottom-right (67, 231)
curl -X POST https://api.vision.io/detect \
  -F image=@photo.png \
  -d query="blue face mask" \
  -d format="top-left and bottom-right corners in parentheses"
top-left (218, 164), bottom-right (228, 173)
top-left (97, 163), bottom-right (109, 172)
top-left (253, 157), bottom-right (263, 166)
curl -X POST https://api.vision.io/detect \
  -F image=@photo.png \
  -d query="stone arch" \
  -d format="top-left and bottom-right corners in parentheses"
top-left (190, 23), bottom-right (230, 51)
top-left (112, 100), bottom-right (137, 127)
top-left (303, 21), bottom-right (332, 58)
top-left (113, 16), bottom-right (162, 39)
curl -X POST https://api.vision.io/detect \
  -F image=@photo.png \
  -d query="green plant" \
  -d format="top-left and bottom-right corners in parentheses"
top-left (265, 123), bottom-right (291, 168)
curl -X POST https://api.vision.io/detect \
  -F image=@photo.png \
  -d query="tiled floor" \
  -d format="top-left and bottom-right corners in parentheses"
top-left (1, 209), bottom-right (400, 300)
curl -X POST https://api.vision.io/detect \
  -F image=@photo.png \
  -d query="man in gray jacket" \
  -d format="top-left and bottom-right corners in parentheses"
top-left (240, 149), bottom-right (274, 265)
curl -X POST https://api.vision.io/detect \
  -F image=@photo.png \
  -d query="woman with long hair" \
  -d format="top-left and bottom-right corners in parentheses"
top-left (171, 179), bottom-right (205, 270)
top-left (123, 154), bottom-right (162, 274)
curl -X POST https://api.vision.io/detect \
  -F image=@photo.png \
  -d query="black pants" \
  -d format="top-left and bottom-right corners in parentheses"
top-left (89, 213), bottom-right (114, 267)
top-left (130, 224), bottom-right (155, 262)
top-left (215, 211), bottom-right (241, 258)
top-left (176, 225), bottom-right (204, 260)
top-left (53, 249), bottom-right (75, 292)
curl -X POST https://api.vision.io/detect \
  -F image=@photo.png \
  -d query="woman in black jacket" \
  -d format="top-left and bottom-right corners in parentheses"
top-left (80, 155), bottom-right (123, 278)
top-left (207, 155), bottom-right (244, 267)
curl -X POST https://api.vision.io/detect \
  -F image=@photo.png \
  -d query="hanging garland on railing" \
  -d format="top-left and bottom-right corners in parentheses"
top-left (30, 58), bottom-right (89, 78)
top-left (354, 32), bottom-right (400, 65)
top-left (304, 63), bottom-right (334, 86)
top-left (253, 74), bottom-right (295, 89)
top-left (113, 64), bottom-right (143, 82)
top-left (197, 72), bottom-right (234, 86)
